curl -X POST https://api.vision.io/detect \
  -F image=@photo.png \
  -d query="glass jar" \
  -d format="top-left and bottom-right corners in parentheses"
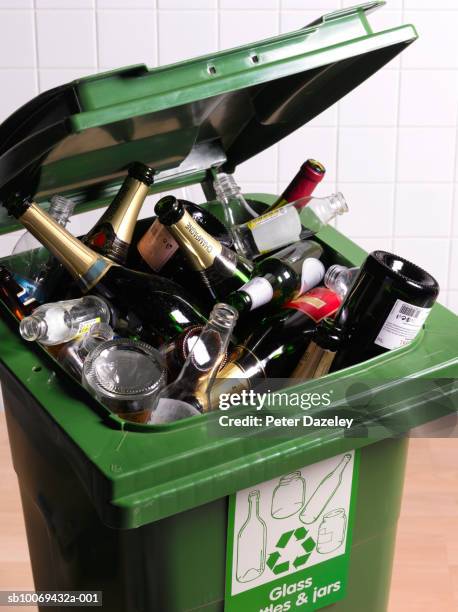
top-left (271, 471), bottom-right (305, 519)
top-left (317, 508), bottom-right (347, 554)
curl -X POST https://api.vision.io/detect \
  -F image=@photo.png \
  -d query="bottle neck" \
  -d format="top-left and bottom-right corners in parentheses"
top-left (167, 208), bottom-right (223, 271)
top-left (18, 202), bottom-right (113, 292)
top-left (48, 195), bottom-right (76, 227)
top-left (91, 176), bottom-right (149, 243)
top-left (19, 314), bottom-right (48, 341)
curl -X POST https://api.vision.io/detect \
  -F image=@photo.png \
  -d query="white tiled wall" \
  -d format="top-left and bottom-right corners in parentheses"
top-left (0, 0), bottom-right (457, 313)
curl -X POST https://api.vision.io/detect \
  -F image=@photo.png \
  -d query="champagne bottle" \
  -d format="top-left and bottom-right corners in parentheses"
top-left (270, 158), bottom-right (326, 211)
top-left (231, 193), bottom-right (348, 259)
top-left (151, 303), bottom-right (238, 423)
top-left (0, 265), bottom-right (37, 320)
top-left (228, 240), bottom-right (324, 314)
top-left (20, 296), bottom-right (111, 346)
top-left (299, 454), bottom-right (351, 525)
top-left (324, 264), bottom-right (360, 298)
top-left (84, 161), bottom-right (155, 264)
top-left (292, 250), bottom-right (440, 379)
top-left (154, 195), bottom-right (253, 301)
top-left (236, 490), bottom-right (267, 583)
top-left (211, 287), bottom-right (341, 403)
top-left (133, 199), bottom-right (232, 281)
top-left (4, 195), bottom-right (207, 347)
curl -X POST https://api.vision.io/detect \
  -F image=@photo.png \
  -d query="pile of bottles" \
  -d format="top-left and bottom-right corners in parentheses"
top-left (0, 158), bottom-right (439, 424)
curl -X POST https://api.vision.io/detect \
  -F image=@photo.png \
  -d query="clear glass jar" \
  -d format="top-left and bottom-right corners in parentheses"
top-left (317, 508), bottom-right (347, 554)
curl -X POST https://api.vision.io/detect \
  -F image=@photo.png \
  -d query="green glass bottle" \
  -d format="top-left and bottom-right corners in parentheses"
top-left (228, 240), bottom-right (324, 314)
top-left (154, 195), bottom-right (254, 302)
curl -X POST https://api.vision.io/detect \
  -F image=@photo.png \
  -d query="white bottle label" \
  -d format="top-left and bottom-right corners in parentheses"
top-left (249, 207), bottom-right (302, 254)
top-left (300, 258), bottom-right (325, 294)
top-left (240, 277), bottom-right (274, 311)
top-left (374, 299), bottom-right (431, 350)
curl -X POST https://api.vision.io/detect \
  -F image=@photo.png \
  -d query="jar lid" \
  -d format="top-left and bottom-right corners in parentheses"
top-left (83, 339), bottom-right (166, 400)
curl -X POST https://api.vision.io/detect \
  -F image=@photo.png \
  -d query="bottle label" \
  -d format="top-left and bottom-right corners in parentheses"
top-left (137, 221), bottom-right (179, 271)
top-left (284, 287), bottom-right (341, 323)
top-left (374, 298), bottom-right (431, 350)
top-left (77, 317), bottom-right (101, 338)
top-left (300, 258), bottom-right (325, 294)
top-left (240, 277), bottom-right (274, 311)
top-left (247, 207), bottom-right (302, 254)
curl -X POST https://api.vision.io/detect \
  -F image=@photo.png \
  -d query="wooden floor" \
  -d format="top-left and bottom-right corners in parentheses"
top-left (1, 412), bottom-right (457, 611)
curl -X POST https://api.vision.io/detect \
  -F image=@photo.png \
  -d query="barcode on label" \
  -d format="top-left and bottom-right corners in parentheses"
top-left (398, 304), bottom-right (422, 318)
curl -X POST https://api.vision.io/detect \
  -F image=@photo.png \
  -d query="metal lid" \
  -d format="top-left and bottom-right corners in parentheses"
top-left (0, 1), bottom-right (416, 233)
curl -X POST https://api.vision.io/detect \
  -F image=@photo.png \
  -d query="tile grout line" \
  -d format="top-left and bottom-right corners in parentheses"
top-left (32, 0), bottom-right (40, 93)
top-left (275, 0), bottom-right (281, 194)
top-left (155, 0), bottom-right (160, 67)
top-left (445, 111), bottom-right (458, 301)
top-left (334, 0), bottom-right (344, 233)
top-left (391, 0), bottom-right (405, 253)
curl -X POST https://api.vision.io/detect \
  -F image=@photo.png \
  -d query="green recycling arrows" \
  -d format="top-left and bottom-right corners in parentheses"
top-left (267, 527), bottom-right (316, 575)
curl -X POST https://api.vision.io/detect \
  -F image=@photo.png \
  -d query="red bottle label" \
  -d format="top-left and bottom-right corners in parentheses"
top-left (283, 286), bottom-right (341, 323)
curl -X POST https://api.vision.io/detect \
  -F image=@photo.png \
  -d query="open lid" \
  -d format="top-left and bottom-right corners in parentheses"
top-left (0, 1), bottom-right (416, 232)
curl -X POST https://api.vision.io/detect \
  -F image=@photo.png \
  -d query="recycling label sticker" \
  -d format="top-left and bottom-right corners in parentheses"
top-left (225, 450), bottom-right (359, 611)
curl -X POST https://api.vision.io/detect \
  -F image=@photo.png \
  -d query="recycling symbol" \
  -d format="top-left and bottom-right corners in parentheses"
top-left (267, 527), bottom-right (316, 575)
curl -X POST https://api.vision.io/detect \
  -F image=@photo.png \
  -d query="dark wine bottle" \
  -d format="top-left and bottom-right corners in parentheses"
top-left (4, 196), bottom-right (207, 347)
top-left (292, 250), bottom-right (440, 379)
top-left (154, 195), bottom-right (253, 301)
top-left (132, 199), bottom-right (232, 291)
top-left (269, 158), bottom-right (326, 211)
top-left (210, 287), bottom-right (341, 402)
top-left (228, 240), bottom-right (324, 314)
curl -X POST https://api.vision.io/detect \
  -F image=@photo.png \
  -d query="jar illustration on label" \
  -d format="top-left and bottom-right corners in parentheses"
top-left (271, 471), bottom-right (306, 519)
top-left (299, 454), bottom-right (351, 525)
top-left (317, 508), bottom-right (347, 554)
top-left (236, 490), bottom-right (267, 583)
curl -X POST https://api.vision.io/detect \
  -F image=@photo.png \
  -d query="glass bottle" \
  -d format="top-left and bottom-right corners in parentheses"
top-left (154, 196), bottom-right (253, 301)
top-left (231, 192), bottom-right (348, 259)
top-left (5, 195), bottom-right (207, 348)
top-left (212, 172), bottom-right (259, 226)
top-left (19, 296), bottom-right (111, 346)
top-left (269, 158), bottom-right (326, 211)
top-left (39, 162), bottom-right (155, 303)
top-left (10, 194), bottom-right (76, 300)
top-left (299, 454), bottom-right (352, 525)
top-left (151, 303), bottom-right (238, 424)
top-left (0, 265), bottom-right (37, 320)
top-left (236, 490), bottom-right (267, 583)
top-left (324, 264), bottom-right (360, 299)
top-left (228, 240), bottom-right (324, 314)
top-left (57, 322), bottom-right (114, 380)
top-left (271, 472), bottom-right (306, 519)
top-left (82, 338), bottom-right (166, 424)
top-left (292, 250), bottom-right (440, 378)
top-left (211, 287), bottom-right (341, 404)
top-left (133, 199), bottom-right (232, 283)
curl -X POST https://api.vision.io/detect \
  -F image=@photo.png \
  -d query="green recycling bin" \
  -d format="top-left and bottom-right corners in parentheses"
top-left (0, 3), bottom-right (457, 611)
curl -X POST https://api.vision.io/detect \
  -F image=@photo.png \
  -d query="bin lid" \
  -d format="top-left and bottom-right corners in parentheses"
top-left (0, 0), bottom-right (416, 233)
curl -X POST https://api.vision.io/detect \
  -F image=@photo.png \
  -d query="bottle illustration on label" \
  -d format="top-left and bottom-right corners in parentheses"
top-left (236, 490), bottom-right (267, 583)
top-left (271, 472), bottom-right (306, 519)
top-left (299, 454), bottom-right (351, 525)
top-left (317, 508), bottom-right (347, 554)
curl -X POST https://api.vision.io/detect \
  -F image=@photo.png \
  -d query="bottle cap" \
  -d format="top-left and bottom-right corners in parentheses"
top-left (128, 162), bottom-right (155, 186)
top-left (300, 258), bottom-right (325, 293)
top-left (154, 195), bottom-right (184, 225)
top-left (301, 159), bottom-right (326, 177)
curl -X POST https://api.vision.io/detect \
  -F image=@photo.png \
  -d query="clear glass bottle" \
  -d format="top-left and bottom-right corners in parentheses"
top-left (231, 193), bottom-right (348, 259)
top-left (236, 490), bottom-right (267, 583)
top-left (151, 303), bottom-right (238, 424)
top-left (10, 195), bottom-right (76, 295)
top-left (19, 296), bottom-right (111, 346)
top-left (82, 338), bottom-right (166, 423)
top-left (213, 172), bottom-right (258, 226)
top-left (271, 471), bottom-right (306, 519)
top-left (324, 265), bottom-right (360, 299)
top-left (57, 322), bottom-right (114, 380)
